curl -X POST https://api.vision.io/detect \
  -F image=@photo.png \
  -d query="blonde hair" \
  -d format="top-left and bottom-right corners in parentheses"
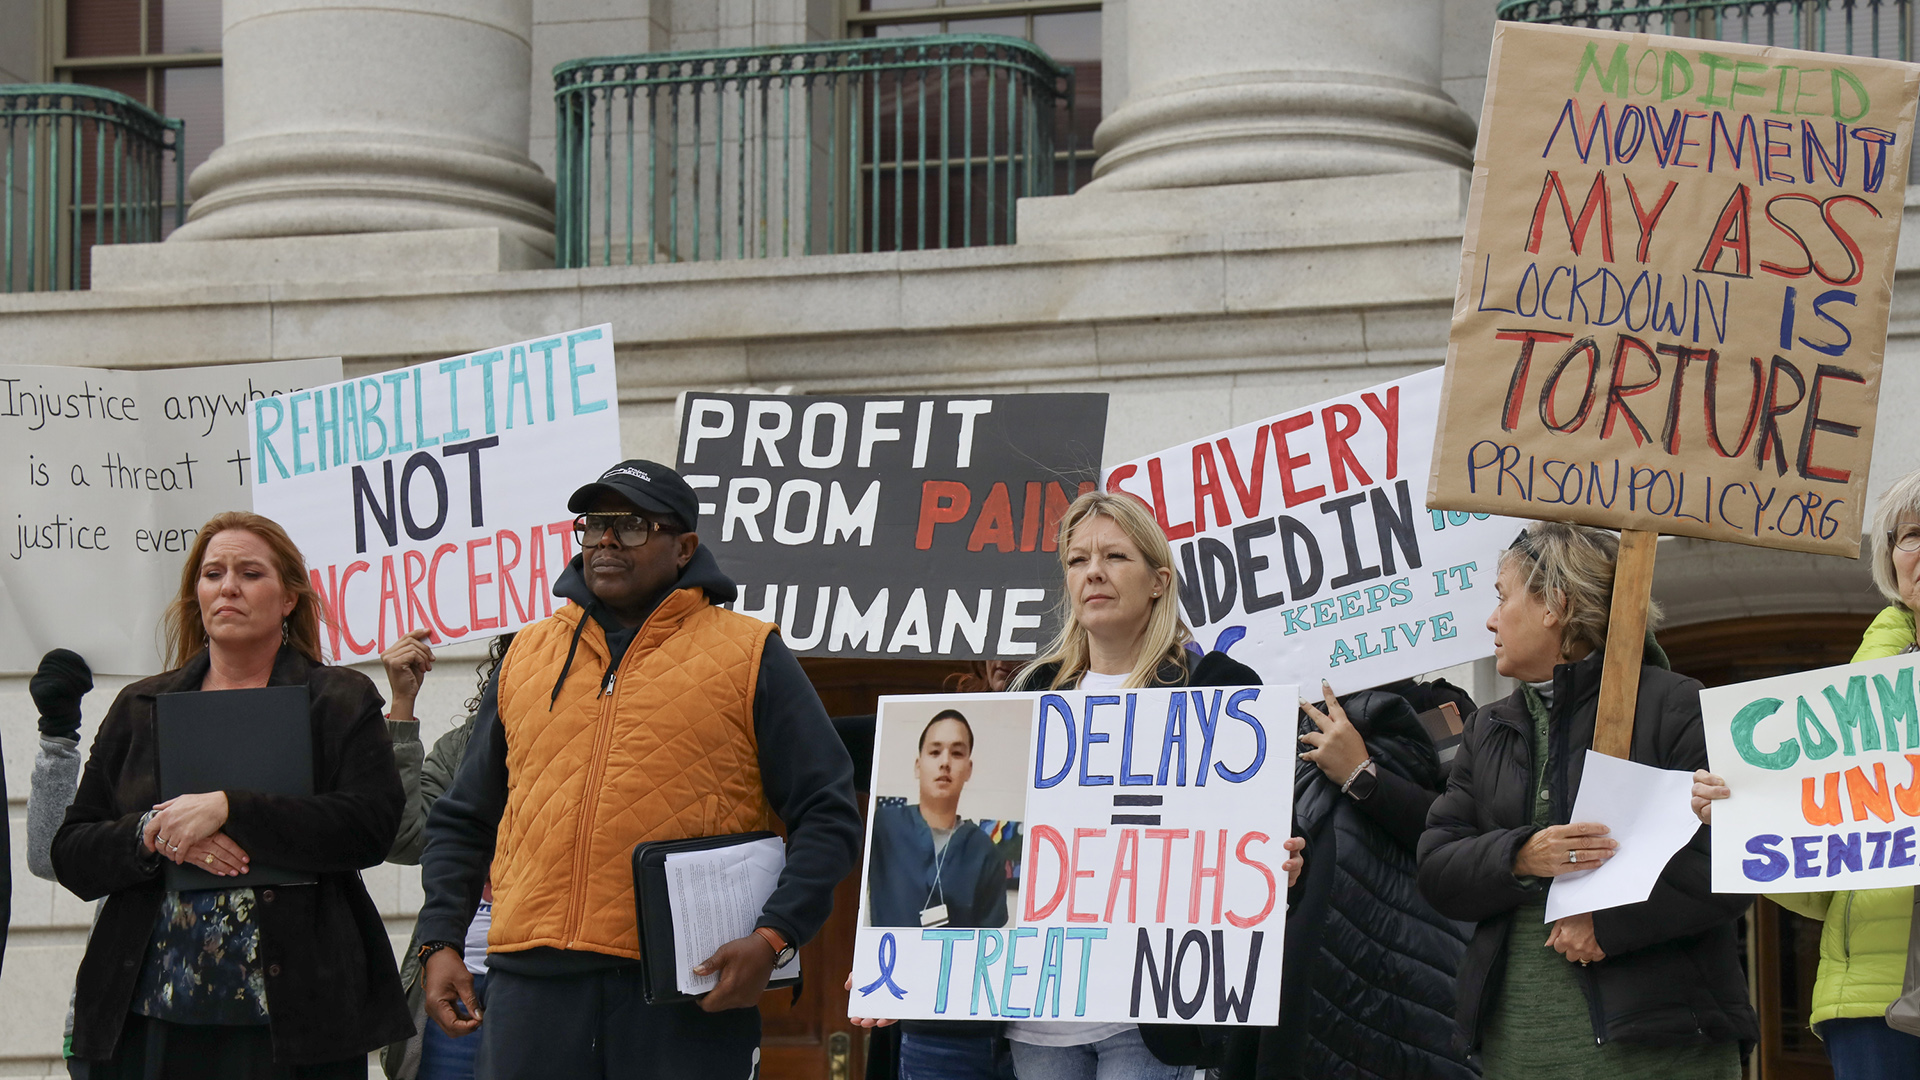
top-left (162, 511), bottom-right (326, 671)
top-left (1870, 468), bottom-right (1920, 609)
top-left (1497, 521), bottom-right (1658, 658)
top-left (1019, 491), bottom-right (1192, 690)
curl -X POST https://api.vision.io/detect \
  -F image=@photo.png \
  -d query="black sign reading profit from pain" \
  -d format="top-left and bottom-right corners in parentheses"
top-left (677, 392), bottom-right (1109, 659)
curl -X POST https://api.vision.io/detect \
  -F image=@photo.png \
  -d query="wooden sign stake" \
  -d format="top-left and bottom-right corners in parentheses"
top-left (1592, 528), bottom-right (1658, 760)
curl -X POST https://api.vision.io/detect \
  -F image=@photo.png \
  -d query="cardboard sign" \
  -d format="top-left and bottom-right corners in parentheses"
top-left (677, 393), bottom-right (1108, 659)
top-left (1106, 369), bottom-right (1519, 691)
top-left (0, 358), bottom-right (341, 675)
top-left (848, 686), bottom-right (1295, 1025)
top-left (1703, 652), bottom-right (1920, 892)
top-left (250, 327), bottom-right (621, 661)
top-left (1431, 22), bottom-right (1918, 556)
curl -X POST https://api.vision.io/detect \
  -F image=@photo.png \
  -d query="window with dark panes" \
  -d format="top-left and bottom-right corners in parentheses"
top-left (849, 0), bottom-right (1099, 250)
top-left (58, 0), bottom-right (222, 234)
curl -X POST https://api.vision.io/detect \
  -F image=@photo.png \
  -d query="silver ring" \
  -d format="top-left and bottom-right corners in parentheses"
top-left (1568, 849), bottom-right (1578, 864)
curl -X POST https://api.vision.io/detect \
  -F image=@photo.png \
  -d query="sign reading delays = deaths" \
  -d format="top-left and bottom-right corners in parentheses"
top-left (677, 393), bottom-right (1108, 659)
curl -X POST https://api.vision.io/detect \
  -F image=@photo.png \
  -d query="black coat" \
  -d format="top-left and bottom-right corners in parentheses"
top-left (1417, 648), bottom-right (1757, 1056)
top-left (53, 646), bottom-right (412, 1065)
top-left (1212, 690), bottom-right (1476, 1080)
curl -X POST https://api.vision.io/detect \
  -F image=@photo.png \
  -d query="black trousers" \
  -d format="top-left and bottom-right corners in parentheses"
top-left (83, 1014), bottom-right (366, 1080)
top-left (474, 966), bottom-right (761, 1080)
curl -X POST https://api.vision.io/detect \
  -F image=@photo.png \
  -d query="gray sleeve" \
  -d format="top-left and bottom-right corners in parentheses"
top-left (27, 736), bottom-right (81, 882)
top-left (386, 719), bottom-right (427, 865)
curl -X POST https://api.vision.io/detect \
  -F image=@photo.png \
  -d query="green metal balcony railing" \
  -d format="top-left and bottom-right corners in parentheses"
top-left (1497, 0), bottom-right (1912, 61)
top-left (1, 84), bottom-right (185, 292)
top-left (553, 35), bottom-right (1078, 268)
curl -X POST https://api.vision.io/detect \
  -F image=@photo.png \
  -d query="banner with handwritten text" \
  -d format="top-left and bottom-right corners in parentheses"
top-left (1107, 369), bottom-right (1519, 692)
top-left (0, 358), bottom-right (342, 675)
top-left (1431, 22), bottom-right (1918, 556)
top-left (1704, 652), bottom-right (1920, 892)
top-left (849, 687), bottom-right (1295, 1024)
top-left (250, 326), bottom-right (621, 662)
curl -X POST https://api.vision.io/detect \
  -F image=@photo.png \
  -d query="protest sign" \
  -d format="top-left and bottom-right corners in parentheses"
top-left (1105, 368), bottom-right (1517, 691)
top-left (0, 358), bottom-right (341, 675)
top-left (848, 685), bottom-right (1295, 1025)
top-left (1431, 22), bottom-right (1918, 558)
top-left (250, 326), bottom-right (621, 662)
top-left (1703, 652), bottom-right (1920, 892)
top-left (677, 392), bottom-right (1107, 659)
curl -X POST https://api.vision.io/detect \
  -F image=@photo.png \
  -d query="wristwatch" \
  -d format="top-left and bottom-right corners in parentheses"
top-left (754, 926), bottom-right (797, 967)
top-left (1342, 759), bottom-right (1380, 801)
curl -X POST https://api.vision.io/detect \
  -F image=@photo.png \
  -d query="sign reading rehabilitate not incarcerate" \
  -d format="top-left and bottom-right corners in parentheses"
top-left (1431, 22), bottom-right (1918, 556)
top-left (0, 358), bottom-right (342, 675)
top-left (849, 686), bottom-right (1295, 1025)
top-left (1106, 369), bottom-right (1519, 692)
top-left (1704, 652), bottom-right (1920, 892)
top-left (250, 326), bottom-right (622, 661)
top-left (677, 393), bottom-right (1107, 660)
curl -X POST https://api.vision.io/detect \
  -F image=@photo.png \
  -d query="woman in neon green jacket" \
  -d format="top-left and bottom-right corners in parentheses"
top-left (1693, 468), bottom-right (1920, 1078)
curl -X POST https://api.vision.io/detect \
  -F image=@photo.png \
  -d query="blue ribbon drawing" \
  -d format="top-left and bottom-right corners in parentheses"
top-left (857, 932), bottom-right (907, 999)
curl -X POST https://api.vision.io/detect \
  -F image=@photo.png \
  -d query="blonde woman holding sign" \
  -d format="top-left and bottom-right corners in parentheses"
top-left (1002, 491), bottom-right (1303, 1080)
top-left (1418, 522), bottom-right (1755, 1080)
top-left (1692, 469), bottom-right (1920, 1078)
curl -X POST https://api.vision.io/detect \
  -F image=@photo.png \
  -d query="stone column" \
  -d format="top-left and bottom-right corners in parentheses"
top-left (1085, 0), bottom-right (1476, 192)
top-left (170, 0), bottom-right (554, 255)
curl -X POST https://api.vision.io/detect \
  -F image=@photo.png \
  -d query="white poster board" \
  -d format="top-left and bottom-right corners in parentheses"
top-left (249, 326), bottom-right (622, 661)
top-left (849, 686), bottom-right (1295, 1025)
top-left (1703, 652), bottom-right (1920, 892)
top-left (1105, 369), bottom-right (1519, 691)
top-left (0, 358), bottom-right (341, 674)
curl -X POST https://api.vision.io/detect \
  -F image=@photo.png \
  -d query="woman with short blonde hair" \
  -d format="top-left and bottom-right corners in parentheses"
top-left (1420, 521), bottom-right (1753, 1079)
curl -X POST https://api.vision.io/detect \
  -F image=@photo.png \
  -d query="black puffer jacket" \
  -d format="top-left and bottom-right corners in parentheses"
top-left (1417, 647), bottom-right (1757, 1056)
top-left (1214, 690), bottom-right (1476, 1080)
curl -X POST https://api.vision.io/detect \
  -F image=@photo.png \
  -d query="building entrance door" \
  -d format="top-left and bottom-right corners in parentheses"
top-left (757, 658), bottom-right (970, 1080)
top-left (1661, 612), bottom-right (1876, 1080)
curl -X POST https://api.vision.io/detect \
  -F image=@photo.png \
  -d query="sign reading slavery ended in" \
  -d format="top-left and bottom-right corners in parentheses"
top-left (0, 358), bottom-right (341, 675)
top-left (849, 687), bottom-right (1296, 1024)
top-left (250, 326), bottom-right (621, 661)
top-left (1106, 369), bottom-right (1518, 691)
top-left (677, 393), bottom-right (1107, 659)
top-left (1704, 653), bottom-right (1920, 892)
top-left (1432, 22), bottom-right (1918, 556)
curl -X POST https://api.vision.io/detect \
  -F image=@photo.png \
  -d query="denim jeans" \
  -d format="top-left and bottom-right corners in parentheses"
top-left (420, 972), bottom-right (486, 1080)
top-left (1007, 1029), bottom-right (1188, 1080)
top-left (1822, 1016), bottom-right (1920, 1080)
top-left (898, 1031), bottom-right (1015, 1080)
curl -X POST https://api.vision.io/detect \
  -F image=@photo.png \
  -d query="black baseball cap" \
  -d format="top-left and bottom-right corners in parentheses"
top-left (567, 459), bottom-right (699, 533)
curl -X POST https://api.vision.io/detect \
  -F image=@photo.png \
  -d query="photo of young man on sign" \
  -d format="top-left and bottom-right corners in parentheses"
top-left (866, 701), bottom-right (1025, 932)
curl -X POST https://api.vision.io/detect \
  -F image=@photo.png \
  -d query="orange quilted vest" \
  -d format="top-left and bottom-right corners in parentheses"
top-left (489, 586), bottom-right (776, 959)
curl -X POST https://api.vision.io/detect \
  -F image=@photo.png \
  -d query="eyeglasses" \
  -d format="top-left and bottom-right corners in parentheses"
top-left (573, 514), bottom-right (669, 548)
top-left (1891, 524), bottom-right (1920, 553)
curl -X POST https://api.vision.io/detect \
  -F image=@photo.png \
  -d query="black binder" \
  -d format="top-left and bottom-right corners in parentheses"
top-left (154, 685), bottom-right (316, 891)
top-left (631, 831), bottom-right (800, 1004)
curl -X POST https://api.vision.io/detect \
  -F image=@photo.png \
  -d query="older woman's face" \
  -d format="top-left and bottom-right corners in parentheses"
top-left (1065, 514), bottom-right (1169, 651)
top-left (1894, 517), bottom-right (1920, 611)
top-left (197, 529), bottom-right (296, 655)
top-left (1488, 560), bottom-right (1564, 683)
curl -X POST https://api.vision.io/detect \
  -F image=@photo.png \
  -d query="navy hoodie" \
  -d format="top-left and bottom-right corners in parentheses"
top-left (413, 546), bottom-right (862, 976)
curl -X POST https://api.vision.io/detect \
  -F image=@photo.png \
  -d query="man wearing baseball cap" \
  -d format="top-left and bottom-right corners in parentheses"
top-left (412, 459), bottom-right (861, 1078)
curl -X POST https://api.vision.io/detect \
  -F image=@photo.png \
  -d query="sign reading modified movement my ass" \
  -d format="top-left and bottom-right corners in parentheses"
top-left (677, 393), bottom-right (1107, 660)
top-left (1432, 22), bottom-right (1919, 556)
